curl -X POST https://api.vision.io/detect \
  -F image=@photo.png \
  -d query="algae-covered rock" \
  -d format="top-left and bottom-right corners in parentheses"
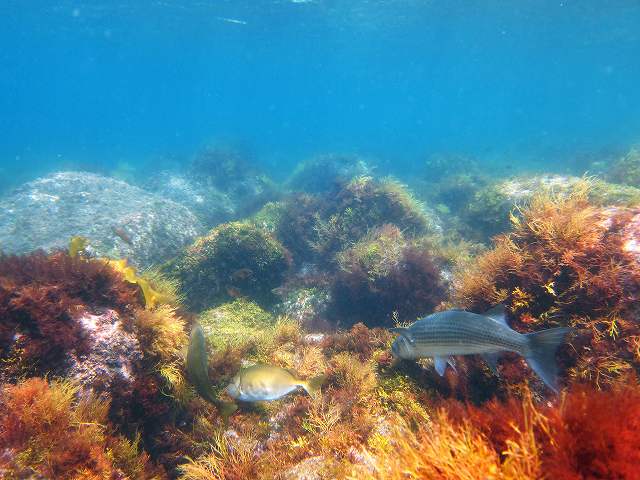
top-left (0, 171), bottom-right (203, 268)
top-left (423, 152), bottom-right (480, 183)
top-left (67, 309), bottom-right (143, 393)
top-left (287, 153), bottom-right (371, 193)
top-left (589, 178), bottom-right (640, 206)
top-left (169, 221), bottom-right (290, 311)
top-left (196, 298), bottom-right (299, 364)
top-left (283, 456), bottom-right (329, 480)
top-left (461, 175), bottom-right (640, 240)
top-left (276, 287), bottom-right (331, 329)
top-left (198, 299), bottom-right (275, 351)
top-left (329, 225), bottom-right (447, 327)
top-left (607, 147), bottom-right (640, 187)
top-left (255, 176), bottom-right (441, 266)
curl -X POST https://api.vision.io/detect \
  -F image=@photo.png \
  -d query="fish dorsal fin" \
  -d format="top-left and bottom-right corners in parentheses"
top-left (484, 304), bottom-right (509, 327)
top-left (389, 327), bottom-right (415, 345)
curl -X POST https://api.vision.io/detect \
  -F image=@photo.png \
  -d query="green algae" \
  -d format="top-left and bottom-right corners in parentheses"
top-left (167, 221), bottom-right (290, 311)
top-left (197, 298), bottom-right (282, 361)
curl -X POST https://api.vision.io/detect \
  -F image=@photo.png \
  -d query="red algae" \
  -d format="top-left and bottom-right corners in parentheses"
top-left (440, 382), bottom-right (640, 480)
top-left (0, 251), bottom-right (141, 379)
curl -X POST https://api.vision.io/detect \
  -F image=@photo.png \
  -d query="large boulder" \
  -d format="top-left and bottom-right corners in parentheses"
top-left (167, 221), bottom-right (291, 311)
top-left (0, 171), bottom-right (203, 267)
top-left (144, 147), bottom-right (279, 228)
top-left (142, 170), bottom-right (237, 228)
top-left (287, 153), bottom-right (371, 193)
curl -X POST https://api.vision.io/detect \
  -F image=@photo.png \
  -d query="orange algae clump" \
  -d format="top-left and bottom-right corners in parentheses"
top-left (0, 378), bottom-right (158, 480)
top-left (454, 184), bottom-right (640, 388)
top-left (442, 383), bottom-right (640, 480)
top-left (355, 383), bottom-right (640, 480)
top-left (179, 429), bottom-right (262, 480)
top-left (351, 412), bottom-right (504, 480)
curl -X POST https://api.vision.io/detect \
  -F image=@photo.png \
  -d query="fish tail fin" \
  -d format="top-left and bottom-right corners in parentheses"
top-left (300, 375), bottom-right (327, 398)
top-left (215, 400), bottom-right (238, 420)
top-left (524, 327), bottom-right (573, 392)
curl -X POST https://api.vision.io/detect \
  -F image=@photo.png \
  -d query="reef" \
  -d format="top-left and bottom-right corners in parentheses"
top-left (329, 224), bottom-right (447, 327)
top-left (0, 171), bottom-right (203, 268)
top-left (0, 250), bottom-right (189, 477)
top-left (2, 155), bottom-right (640, 480)
top-left (0, 377), bottom-right (162, 479)
top-left (607, 146), bottom-right (640, 187)
top-left (256, 175), bottom-right (439, 266)
top-left (251, 175), bottom-right (451, 329)
top-left (287, 153), bottom-right (371, 193)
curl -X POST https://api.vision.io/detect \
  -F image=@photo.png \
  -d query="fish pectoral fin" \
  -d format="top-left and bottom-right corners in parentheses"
top-left (446, 356), bottom-right (457, 373)
top-left (433, 356), bottom-right (456, 377)
top-left (481, 353), bottom-right (501, 376)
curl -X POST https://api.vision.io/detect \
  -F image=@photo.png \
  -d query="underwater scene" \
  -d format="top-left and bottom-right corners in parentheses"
top-left (2, 1), bottom-right (640, 479)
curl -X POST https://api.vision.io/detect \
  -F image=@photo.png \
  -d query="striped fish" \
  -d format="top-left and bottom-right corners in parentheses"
top-left (390, 305), bottom-right (573, 392)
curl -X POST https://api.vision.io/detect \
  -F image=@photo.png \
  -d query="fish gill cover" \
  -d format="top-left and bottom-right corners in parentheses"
top-left (1, 1), bottom-right (640, 479)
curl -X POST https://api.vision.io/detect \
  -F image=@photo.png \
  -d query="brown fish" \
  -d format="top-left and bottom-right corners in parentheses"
top-left (231, 268), bottom-right (253, 281)
top-left (112, 226), bottom-right (133, 246)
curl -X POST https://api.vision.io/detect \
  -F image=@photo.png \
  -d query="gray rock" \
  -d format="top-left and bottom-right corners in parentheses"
top-left (143, 171), bottom-right (236, 228)
top-left (67, 309), bottom-right (142, 394)
top-left (276, 287), bottom-right (331, 329)
top-left (144, 169), bottom-right (277, 228)
top-left (0, 171), bottom-right (204, 268)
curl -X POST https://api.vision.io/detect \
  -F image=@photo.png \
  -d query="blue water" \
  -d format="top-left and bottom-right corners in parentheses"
top-left (1, 1), bottom-right (640, 186)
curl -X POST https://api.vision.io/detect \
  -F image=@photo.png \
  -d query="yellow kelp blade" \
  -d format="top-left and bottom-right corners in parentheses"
top-left (68, 236), bottom-right (88, 258)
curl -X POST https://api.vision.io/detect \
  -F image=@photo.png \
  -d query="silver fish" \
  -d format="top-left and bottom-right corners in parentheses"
top-left (390, 305), bottom-right (573, 392)
top-left (226, 364), bottom-right (326, 402)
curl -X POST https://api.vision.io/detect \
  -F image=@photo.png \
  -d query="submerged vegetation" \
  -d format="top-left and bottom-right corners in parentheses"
top-left (2, 153), bottom-right (640, 479)
top-left (454, 182), bottom-right (640, 390)
top-left (354, 382), bottom-right (640, 480)
top-left (330, 224), bottom-right (446, 327)
top-left (166, 221), bottom-right (291, 311)
top-left (0, 378), bottom-right (159, 479)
